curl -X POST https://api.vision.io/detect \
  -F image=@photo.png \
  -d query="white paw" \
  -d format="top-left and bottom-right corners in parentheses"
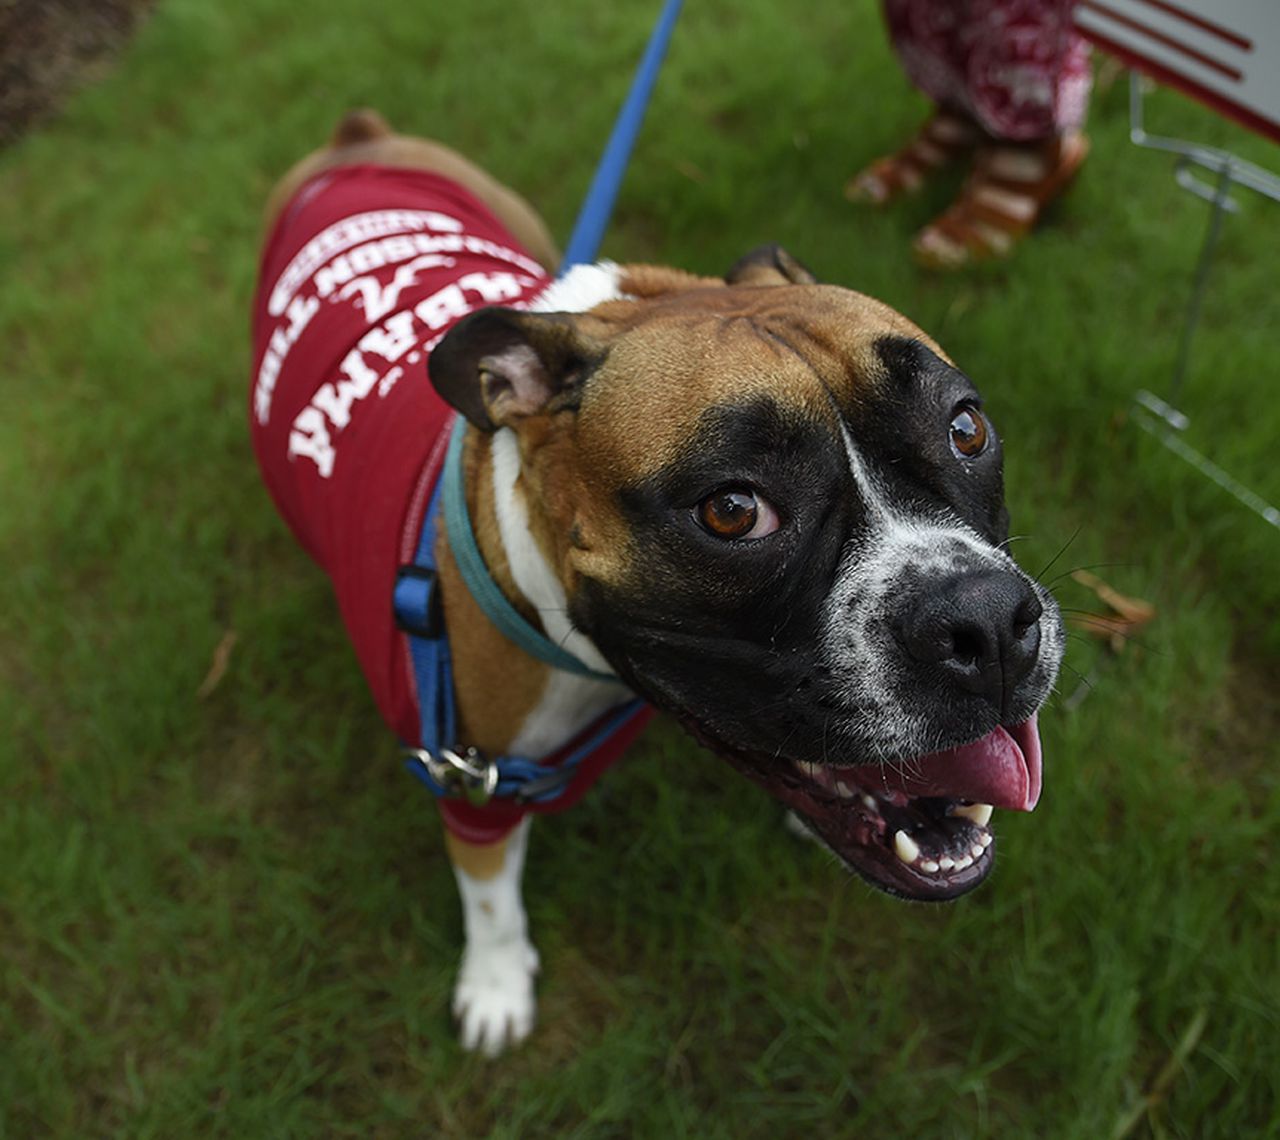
top-left (452, 938), bottom-right (541, 1057)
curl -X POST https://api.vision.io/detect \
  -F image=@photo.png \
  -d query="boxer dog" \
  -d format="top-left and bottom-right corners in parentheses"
top-left (250, 111), bottom-right (1063, 1056)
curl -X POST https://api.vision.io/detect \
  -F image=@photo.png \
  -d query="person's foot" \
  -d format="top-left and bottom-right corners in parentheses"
top-left (844, 111), bottom-right (982, 206)
top-left (912, 131), bottom-right (1090, 269)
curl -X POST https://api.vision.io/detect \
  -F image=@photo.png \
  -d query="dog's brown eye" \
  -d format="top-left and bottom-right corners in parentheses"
top-left (696, 486), bottom-right (781, 540)
top-left (697, 487), bottom-right (781, 541)
top-left (700, 489), bottom-right (758, 538)
top-left (950, 406), bottom-right (988, 458)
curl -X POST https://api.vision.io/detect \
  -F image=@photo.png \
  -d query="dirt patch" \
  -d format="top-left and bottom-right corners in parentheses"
top-left (0, 0), bottom-right (156, 147)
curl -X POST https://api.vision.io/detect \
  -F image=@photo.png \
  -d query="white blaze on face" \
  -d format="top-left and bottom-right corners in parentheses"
top-left (822, 422), bottom-right (1062, 759)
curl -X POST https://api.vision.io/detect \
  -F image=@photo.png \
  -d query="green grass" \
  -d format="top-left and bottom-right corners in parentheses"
top-left (2, 0), bottom-right (1278, 1135)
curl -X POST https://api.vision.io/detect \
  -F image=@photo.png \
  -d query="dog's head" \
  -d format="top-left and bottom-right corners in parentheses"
top-left (430, 246), bottom-right (1063, 901)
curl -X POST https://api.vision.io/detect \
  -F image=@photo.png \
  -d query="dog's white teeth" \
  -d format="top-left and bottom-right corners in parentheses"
top-left (893, 830), bottom-right (920, 865)
top-left (835, 780), bottom-right (856, 799)
top-left (952, 802), bottom-right (994, 827)
top-left (862, 794), bottom-right (878, 811)
top-left (794, 761), bottom-right (819, 780)
top-left (904, 839), bottom-right (992, 874)
top-left (894, 819), bottom-right (995, 877)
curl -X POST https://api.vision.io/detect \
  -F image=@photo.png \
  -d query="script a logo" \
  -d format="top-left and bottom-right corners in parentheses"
top-left (337, 254), bottom-right (456, 322)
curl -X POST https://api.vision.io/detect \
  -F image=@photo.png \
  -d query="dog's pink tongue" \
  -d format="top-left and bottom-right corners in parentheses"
top-left (872, 716), bottom-right (1043, 811)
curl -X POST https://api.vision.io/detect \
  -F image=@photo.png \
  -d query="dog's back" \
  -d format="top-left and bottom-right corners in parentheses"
top-left (250, 161), bottom-right (550, 740)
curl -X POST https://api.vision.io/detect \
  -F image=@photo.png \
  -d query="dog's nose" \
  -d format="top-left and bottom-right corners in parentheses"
top-left (895, 570), bottom-right (1043, 714)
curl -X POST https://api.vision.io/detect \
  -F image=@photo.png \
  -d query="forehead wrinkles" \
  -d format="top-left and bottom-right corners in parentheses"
top-left (715, 283), bottom-right (949, 392)
top-left (573, 310), bottom-right (870, 486)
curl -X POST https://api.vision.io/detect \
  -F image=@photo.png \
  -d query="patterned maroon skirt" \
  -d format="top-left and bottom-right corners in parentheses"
top-left (884, 0), bottom-right (1092, 140)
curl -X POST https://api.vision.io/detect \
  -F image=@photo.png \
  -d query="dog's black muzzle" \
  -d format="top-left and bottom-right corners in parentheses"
top-left (892, 567), bottom-right (1045, 723)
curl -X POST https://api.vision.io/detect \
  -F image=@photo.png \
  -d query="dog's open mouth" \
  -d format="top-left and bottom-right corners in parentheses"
top-left (715, 716), bottom-right (1043, 901)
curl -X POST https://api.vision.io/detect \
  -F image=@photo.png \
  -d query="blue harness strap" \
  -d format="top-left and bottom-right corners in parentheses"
top-left (393, 463), bottom-right (455, 753)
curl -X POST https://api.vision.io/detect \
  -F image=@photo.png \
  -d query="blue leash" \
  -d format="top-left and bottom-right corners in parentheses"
top-left (560, 0), bottom-right (685, 273)
top-left (397, 0), bottom-right (681, 805)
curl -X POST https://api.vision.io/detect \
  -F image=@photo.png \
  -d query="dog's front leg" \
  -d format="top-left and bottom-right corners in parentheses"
top-left (446, 818), bottom-right (539, 1056)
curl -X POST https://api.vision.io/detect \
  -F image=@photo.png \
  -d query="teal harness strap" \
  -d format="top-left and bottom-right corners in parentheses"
top-left (441, 417), bottom-right (617, 682)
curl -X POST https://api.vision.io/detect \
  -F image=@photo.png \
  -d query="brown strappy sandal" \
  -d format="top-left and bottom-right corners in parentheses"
top-left (844, 111), bottom-right (983, 206)
top-left (911, 130), bottom-right (1090, 269)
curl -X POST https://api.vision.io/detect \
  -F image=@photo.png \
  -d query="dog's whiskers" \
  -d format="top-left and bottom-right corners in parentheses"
top-left (1042, 561), bottom-right (1136, 590)
top-left (1034, 525), bottom-right (1083, 581)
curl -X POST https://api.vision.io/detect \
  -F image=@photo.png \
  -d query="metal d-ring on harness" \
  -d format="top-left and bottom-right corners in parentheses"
top-left (404, 745), bottom-right (498, 807)
top-left (393, 0), bottom-right (682, 807)
top-left (394, 419), bottom-right (646, 807)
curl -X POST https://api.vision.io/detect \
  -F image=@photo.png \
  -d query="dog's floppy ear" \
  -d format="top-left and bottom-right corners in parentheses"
top-left (429, 307), bottom-right (600, 431)
top-left (724, 244), bottom-right (819, 287)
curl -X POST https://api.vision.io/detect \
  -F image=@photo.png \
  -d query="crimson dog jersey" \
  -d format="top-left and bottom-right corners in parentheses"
top-left (250, 165), bottom-right (650, 844)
